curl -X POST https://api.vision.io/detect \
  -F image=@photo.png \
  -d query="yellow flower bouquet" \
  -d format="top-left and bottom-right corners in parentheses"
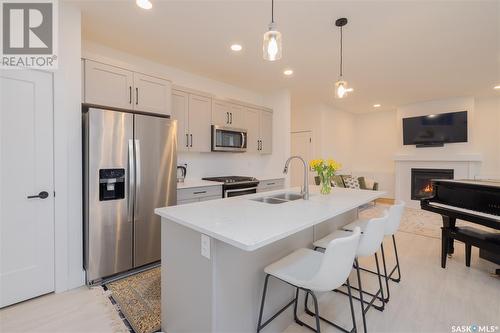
top-left (309, 159), bottom-right (342, 194)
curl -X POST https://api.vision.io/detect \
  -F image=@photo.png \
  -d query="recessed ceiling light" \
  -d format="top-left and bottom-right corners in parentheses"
top-left (230, 44), bottom-right (242, 52)
top-left (283, 69), bottom-right (294, 76)
top-left (373, 104), bottom-right (381, 108)
top-left (136, 0), bottom-right (152, 9)
top-left (494, 85), bottom-right (500, 90)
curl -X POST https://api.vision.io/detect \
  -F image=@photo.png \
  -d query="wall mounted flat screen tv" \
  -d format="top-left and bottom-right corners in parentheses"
top-left (402, 111), bottom-right (468, 146)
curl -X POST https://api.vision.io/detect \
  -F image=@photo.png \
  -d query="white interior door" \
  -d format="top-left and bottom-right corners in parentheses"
top-left (0, 69), bottom-right (55, 308)
top-left (291, 131), bottom-right (313, 187)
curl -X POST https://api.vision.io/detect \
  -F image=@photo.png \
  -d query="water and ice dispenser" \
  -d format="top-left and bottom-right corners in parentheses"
top-left (99, 168), bottom-right (125, 201)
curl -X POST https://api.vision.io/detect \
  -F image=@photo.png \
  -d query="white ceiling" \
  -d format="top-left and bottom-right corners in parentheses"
top-left (79, 1), bottom-right (499, 113)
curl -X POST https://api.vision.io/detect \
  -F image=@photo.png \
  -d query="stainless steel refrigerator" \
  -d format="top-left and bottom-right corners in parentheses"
top-left (83, 107), bottom-right (177, 284)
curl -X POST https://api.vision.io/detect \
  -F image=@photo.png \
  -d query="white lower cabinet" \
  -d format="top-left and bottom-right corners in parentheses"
top-left (257, 178), bottom-right (285, 193)
top-left (177, 185), bottom-right (222, 205)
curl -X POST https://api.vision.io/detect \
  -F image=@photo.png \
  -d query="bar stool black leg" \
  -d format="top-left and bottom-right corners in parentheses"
top-left (293, 288), bottom-right (302, 325)
top-left (355, 258), bottom-right (367, 333)
top-left (374, 253), bottom-right (385, 311)
top-left (309, 291), bottom-right (321, 333)
top-left (380, 244), bottom-right (390, 302)
top-left (257, 274), bottom-right (270, 333)
top-left (346, 278), bottom-right (358, 333)
top-left (392, 235), bottom-right (401, 281)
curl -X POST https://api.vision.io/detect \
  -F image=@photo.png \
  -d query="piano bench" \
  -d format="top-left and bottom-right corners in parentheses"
top-left (448, 226), bottom-right (500, 268)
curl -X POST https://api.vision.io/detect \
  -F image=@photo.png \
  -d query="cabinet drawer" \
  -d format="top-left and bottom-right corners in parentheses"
top-left (257, 178), bottom-right (285, 192)
top-left (177, 185), bottom-right (222, 201)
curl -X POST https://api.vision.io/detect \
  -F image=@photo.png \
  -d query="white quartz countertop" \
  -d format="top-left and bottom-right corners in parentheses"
top-left (155, 187), bottom-right (385, 251)
top-left (176, 179), bottom-right (222, 189)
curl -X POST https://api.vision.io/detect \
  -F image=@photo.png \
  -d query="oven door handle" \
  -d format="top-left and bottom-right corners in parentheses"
top-left (224, 186), bottom-right (258, 198)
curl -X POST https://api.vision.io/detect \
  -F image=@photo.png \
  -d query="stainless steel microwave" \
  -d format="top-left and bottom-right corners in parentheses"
top-left (211, 125), bottom-right (247, 152)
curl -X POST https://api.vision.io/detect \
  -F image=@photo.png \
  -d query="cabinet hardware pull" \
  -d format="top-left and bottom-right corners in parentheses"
top-left (186, 134), bottom-right (189, 148)
top-left (190, 134), bottom-right (193, 147)
top-left (226, 112), bottom-right (229, 124)
top-left (129, 86), bottom-right (132, 104)
top-left (136, 87), bottom-right (139, 105)
top-left (267, 182), bottom-right (275, 186)
top-left (193, 191), bottom-right (207, 194)
top-left (230, 112), bottom-right (233, 124)
top-left (27, 191), bottom-right (49, 199)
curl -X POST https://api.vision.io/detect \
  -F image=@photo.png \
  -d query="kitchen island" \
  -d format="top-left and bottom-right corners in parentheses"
top-left (155, 187), bottom-right (385, 333)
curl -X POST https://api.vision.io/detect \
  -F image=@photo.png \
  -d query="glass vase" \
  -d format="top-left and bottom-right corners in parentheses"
top-left (319, 174), bottom-right (332, 195)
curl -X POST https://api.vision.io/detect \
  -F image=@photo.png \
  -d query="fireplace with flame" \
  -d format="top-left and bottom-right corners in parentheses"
top-left (411, 168), bottom-right (454, 200)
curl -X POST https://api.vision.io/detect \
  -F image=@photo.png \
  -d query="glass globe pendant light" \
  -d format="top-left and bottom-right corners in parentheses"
top-left (263, 0), bottom-right (282, 61)
top-left (334, 18), bottom-right (353, 98)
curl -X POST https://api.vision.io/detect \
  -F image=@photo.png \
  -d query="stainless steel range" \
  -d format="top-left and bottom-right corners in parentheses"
top-left (202, 176), bottom-right (259, 198)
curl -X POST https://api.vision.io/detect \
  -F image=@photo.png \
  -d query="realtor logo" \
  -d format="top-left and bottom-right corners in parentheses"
top-left (1, 0), bottom-right (58, 69)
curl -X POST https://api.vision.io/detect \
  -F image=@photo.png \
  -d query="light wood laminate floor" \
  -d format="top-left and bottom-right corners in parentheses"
top-left (1, 231), bottom-right (498, 333)
top-left (285, 232), bottom-right (500, 333)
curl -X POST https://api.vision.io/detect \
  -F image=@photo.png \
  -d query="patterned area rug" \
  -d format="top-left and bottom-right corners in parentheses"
top-left (360, 204), bottom-right (494, 239)
top-left (105, 267), bottom-right (161, 333)
top-left (360, 204), bottom-right (443, 239)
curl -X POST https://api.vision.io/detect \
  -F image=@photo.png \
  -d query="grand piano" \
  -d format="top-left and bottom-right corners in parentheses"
top-left (420, 179), bottom-right (500, 271)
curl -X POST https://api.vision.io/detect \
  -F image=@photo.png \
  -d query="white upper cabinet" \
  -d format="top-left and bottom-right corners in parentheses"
top-left (133, 73), bottom-right (171, 116)
top-left (84, 59), bottom-right (171, 116)
top-left (212, 100), bottom-right (232, 126)
top-left (84, 60), bottom-right (133, 109)
top-left (188, 94), bottom-right (212, 152)
top-left (243, 107), bottom-right (260, 153)
top-left (229, 103), bottom-right (244, 128)
top-left (172, 89), bottom-right (212, 153)
top-left (172, 90), bottom-right (189, 152)
top-left (259, 109), bottom-right (273, 154)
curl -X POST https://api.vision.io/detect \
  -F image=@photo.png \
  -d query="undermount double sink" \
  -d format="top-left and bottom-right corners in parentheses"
top-left (251, 192), bottom-right (304, 204)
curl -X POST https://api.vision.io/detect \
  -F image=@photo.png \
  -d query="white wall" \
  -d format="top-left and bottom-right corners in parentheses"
top-left (350, 96), bottom-right (500, 197)
top-left (351, 110), bottom-right (398, 197)
top-left (291, 101), bottom-right (354, 172)
top-left (82, 41), bottom-right (291, 180)
top-left (53, 2), bottom-right (84, 292)
top-left (291, 96), bottom-right (500, 198)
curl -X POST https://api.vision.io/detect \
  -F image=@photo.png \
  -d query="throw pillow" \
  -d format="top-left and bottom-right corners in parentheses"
top-left (343, 175), bottom-right (360, 189)
top-left (364, 178), bottom-right (375, 190)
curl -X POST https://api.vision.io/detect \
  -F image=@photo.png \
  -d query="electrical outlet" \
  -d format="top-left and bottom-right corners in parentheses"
top-left (201, 234), bottom-right (210, 259)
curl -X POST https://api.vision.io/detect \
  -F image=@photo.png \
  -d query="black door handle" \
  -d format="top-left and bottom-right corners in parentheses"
top-left (27, 191), bottom-right (49, 199)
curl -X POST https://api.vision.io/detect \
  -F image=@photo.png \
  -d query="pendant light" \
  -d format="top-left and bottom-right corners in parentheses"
top-left (334, 18), bottom-right (353, 99)
top-left (263, 0), bottom-right (282, 61)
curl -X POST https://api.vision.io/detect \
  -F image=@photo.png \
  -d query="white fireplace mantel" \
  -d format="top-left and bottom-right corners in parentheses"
top-left (394, 154), bottom-right (482, 208)
top-left (393, 153), bottom-right (483, 162)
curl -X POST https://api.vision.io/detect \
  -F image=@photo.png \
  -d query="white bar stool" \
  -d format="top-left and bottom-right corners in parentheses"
top-left (257, 228), bottom-right (361, 333)
top-left (346, 201), bottom-right (405, 302)
top-left (312, 212), bottom-right (388, 333)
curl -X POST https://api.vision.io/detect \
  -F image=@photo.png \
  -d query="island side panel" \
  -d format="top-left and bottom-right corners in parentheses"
top-left (213, 227), bottom-right (314, 333)
top-left (212, 208), bottom-right (358, 333)
top-left (313, 209), bottom-right (358, 242)
top-left (161, 218), bottom-right (214, 333)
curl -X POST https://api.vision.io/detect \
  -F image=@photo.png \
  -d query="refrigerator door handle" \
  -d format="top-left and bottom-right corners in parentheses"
top-left (134, 139), bottom-right (142, 215)
top-left (128, 139), bottom-right (135, 223)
